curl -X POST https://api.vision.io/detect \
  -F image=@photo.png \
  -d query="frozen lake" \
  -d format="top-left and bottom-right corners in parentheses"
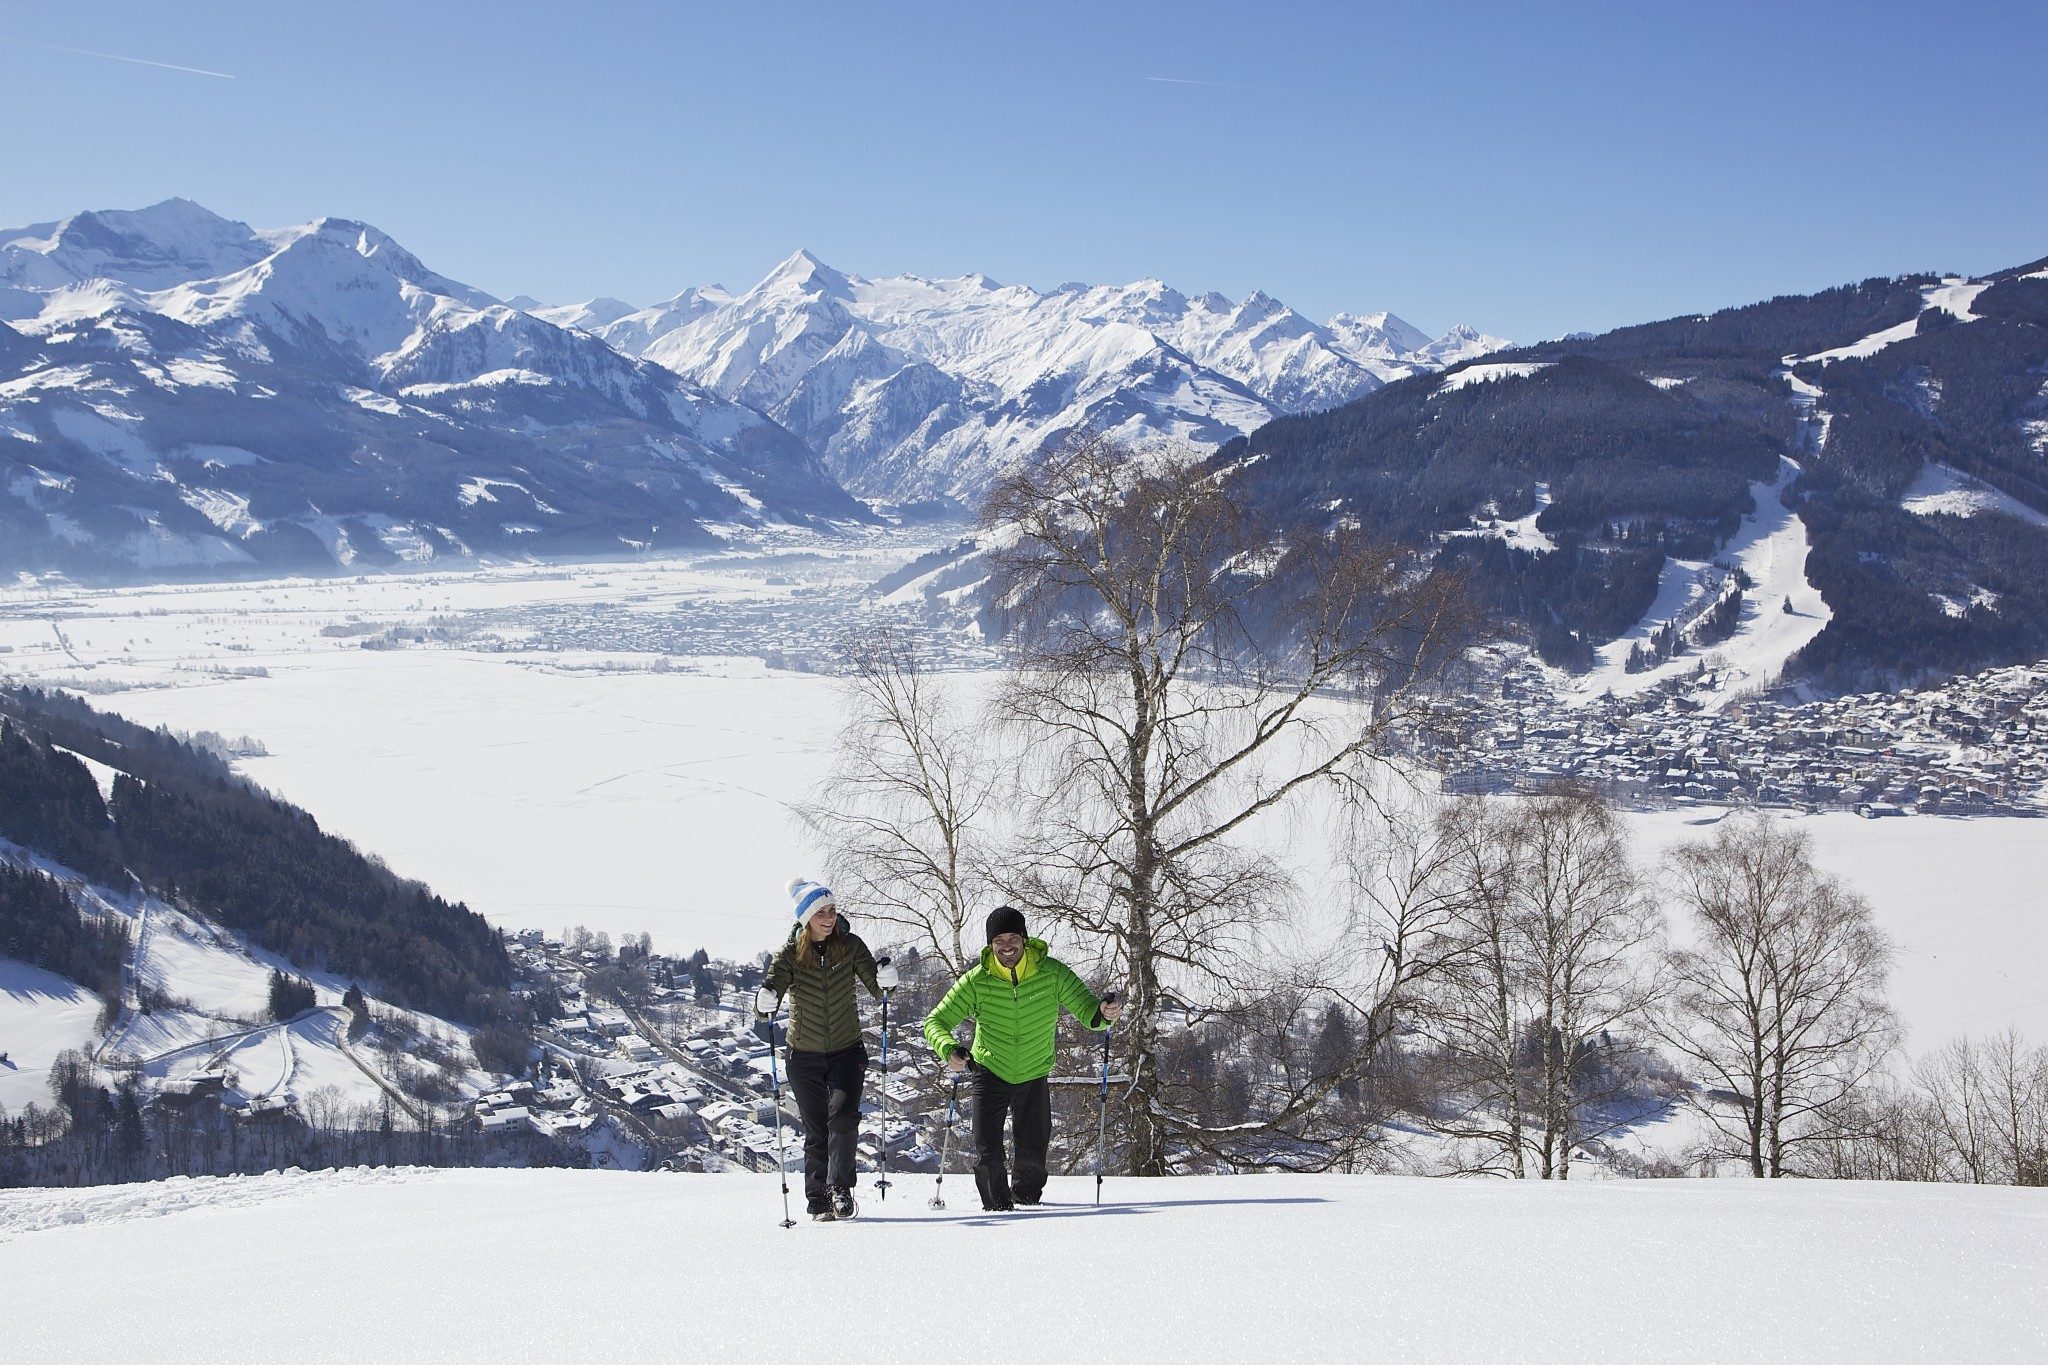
top-left (3, 547), bottom-right (2044, 1051)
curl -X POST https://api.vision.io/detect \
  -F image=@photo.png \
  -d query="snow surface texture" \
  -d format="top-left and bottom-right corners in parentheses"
top-left (3, 553), bottom-right (2044, 1045)
top-left (2, 1168), bottom-right (2044, 1363)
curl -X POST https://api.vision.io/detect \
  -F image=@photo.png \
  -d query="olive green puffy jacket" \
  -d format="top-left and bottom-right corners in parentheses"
top-left (922, 938), bottom-right (1108, 1085)
top-left (764, 920), bottom-right (880, 1053)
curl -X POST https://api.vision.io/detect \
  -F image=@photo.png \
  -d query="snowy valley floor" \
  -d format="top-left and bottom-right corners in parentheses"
top-left (5, 553), bottom-right (2046, 1043)
top-left (3, 1169), bottom-right (2044, 1363)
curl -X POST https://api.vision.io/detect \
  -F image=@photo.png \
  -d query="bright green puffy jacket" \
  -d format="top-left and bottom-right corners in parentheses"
top-left (922, 938), bottom-right (1109, 1085)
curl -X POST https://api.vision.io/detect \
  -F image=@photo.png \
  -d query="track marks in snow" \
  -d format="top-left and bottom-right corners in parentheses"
top-left (0, 1166), bottom-right (410, 1242)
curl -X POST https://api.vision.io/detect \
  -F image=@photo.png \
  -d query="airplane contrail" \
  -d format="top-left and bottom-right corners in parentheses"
top-left (1146, 75), bottom-right (1250, 90)
top-left (0, 34), bottom-right (235, 80)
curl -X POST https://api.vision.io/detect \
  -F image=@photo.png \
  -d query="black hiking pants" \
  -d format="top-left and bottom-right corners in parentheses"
top-left (971, 1067), bottom-right (1051, 1209)
top-left (787, 1042), bottom-right (866, 1209)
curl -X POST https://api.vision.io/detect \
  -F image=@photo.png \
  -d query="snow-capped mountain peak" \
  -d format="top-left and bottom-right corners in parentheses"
top-left (1, 198), bottom-right (1511, 575)
top-left (590, 255), bottom-right (1508, 502)
top-left (526, 295), bottom-right (636, 329)
top-left (748, 248), bottom-right (856, 304)
top-left (0, 201), bottom-right (867, 579)
top-left (1, 198), bottom-right (276, 317)
top-left (1419, 322), bottom-right (1513, 366)
top-left (1326, 309), bottom-right (1436, 359)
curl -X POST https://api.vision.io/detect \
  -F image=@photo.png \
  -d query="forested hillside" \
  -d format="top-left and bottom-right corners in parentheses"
top-left (0, 685), bottom-right (513, 1023)
top-left (1215, 259), bottom-right (2048, 688)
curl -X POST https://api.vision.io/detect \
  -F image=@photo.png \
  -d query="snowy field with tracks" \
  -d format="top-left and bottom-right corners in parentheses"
top-left (2, 1166), bottom-right (2044, 1363)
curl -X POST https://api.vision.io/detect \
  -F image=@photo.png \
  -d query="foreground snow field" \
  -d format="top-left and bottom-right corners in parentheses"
top-left (2, 1168), bottom-right (2043, 1363)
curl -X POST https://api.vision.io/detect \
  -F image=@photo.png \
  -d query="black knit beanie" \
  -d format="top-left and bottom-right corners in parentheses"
top-left (985, 905), bottom-right (1028, 944)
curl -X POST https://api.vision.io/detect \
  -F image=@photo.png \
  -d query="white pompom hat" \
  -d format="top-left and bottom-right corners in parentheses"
top-left (787, 878), bottom-right (837, 929)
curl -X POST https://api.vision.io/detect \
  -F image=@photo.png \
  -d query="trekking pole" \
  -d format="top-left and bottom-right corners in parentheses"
top-left (929, 1067), bottom-right (965, 1210)
top-left (764, 998), bottom-right (795, 1229)
top-left (1094, 995), bottom-right (1118, 1207)
top-left (875, 955), bottom-right (893, 1202)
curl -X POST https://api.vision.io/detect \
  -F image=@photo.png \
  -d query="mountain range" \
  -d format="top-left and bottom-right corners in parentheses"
top-left (0, 200), bottom-right (1500, 579)
top-left (533, 252), bottom-right (1501, 503)
top-left (0, 200), bottom-right (873, 578)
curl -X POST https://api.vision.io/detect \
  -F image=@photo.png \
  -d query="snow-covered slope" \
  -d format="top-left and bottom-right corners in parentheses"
top-left (1902, 460), bottom-right (2048, 530)
top-left (1793, 276), bottom-right (1994, 366)
top-left (0, 956), bottom-right (103, 1111)
top-left (4, 1168), bottom-right (2043, 1363)
top-left (0, 202), bottom-right (865, 579)
top-left (548, 252), bottom-right (1507, 503)
top-left (0, 199), bottom-right (285, 309)
top-left (1570, 456), bottom-right (1832, 707)
top-left (1, 834), bottom-right (491, 1124)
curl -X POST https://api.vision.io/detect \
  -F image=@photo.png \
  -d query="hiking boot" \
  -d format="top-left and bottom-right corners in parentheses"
top-left (830, 1186), bottom-right (857, 1220)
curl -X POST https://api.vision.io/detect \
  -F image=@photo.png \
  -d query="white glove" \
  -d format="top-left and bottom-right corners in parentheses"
top-left (753, 985), bottom-right (779, 1017)
top-left (876, 957), bottom-right (899, 991)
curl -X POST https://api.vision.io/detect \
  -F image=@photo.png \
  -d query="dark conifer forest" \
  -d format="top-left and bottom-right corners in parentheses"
top-left (0, 685), bottom-right (512, 1024)
top-left (1215, 258), bottom-right (2048, 689)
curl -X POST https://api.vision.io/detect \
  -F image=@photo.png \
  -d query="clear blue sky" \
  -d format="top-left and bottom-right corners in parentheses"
top-left (3, 0), bottom-right (2044, 342)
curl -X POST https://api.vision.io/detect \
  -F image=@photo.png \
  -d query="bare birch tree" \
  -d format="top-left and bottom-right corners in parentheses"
top-left (1915, 1030), bottom-right (2048, 1185)
top-left (1411, 798), bottom-right (1532, 1174)
top-left (1417, 792), bottom-right (1662, 1177)
top-left (1509, 792), bottom-right (1662, 1178)
top-left (798, 629), bottom-right (995, 974)
top-left (1660, 814), bottom-right (1897, 1177)
top-left (1180, 786), bottom-right (1487, 1172)
top-left (981, 431), bottom-right (1471, 1174)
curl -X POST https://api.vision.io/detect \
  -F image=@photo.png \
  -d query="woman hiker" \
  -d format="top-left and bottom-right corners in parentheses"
top-left (754, 879), bottom-right (893, 1221)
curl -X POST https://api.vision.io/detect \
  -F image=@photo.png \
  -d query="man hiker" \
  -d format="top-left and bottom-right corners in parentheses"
top-left (755, 879), bottom-right (893, 1221)
top-left (921, 906), bottom-right (1121, 1211)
